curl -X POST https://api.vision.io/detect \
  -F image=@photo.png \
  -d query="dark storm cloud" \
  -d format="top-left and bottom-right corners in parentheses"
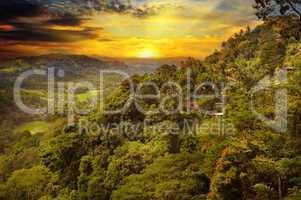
top-left (0, 26), bottom-right (98, 42)
top-left (129, 4), bottom-right (171, 17)
top-left (46, 14), bottom-right (87, 26)
top-left (45, 0), bottom-right (134, 15)
top-left (0, 0), bottom-right (162, 26)
top-left (45, 0), bottom-right (167, 18)
top-left (0, 0), bottom-right (166, 59)
top-left (0, 0), bottom-right (165, 44)
top-left (0, 1), bottom-right (103, 43)
top-left (0, 0), bottom-right (90, 25)
top-left (0, 0), bottom-right (43, 22)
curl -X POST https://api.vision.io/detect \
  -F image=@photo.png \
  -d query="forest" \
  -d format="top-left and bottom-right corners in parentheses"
top-left (0, 1), bottom-right (301, 200)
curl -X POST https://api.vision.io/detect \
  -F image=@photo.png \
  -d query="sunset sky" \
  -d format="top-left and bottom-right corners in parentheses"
top-left (0, 0), bottom-right (260, 60)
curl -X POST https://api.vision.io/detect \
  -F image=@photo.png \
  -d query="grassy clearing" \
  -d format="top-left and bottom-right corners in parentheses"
top-left (15, 121), bottom-right (51, 135)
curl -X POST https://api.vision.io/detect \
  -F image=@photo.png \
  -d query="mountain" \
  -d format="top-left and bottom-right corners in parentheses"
top-left (82, 17), bottom-right (301, 200)
top-left (0, 17), bottom-right (300, 200)
top-left (0, 54), bottom-right (159, 127)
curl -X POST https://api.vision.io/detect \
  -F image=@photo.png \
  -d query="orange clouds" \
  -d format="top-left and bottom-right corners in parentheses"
top-left (0, 25), bottom-right (15, 31)
top-left (0, 0), bottom-right (260, 60)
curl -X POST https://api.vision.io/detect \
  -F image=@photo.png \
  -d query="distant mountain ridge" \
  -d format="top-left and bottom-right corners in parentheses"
top-left (1, 54), bottom-right (124, 70)
top-left (0, 54), bottom-right (159, 118)
top-left (0, 54), bottom-right (159, 75)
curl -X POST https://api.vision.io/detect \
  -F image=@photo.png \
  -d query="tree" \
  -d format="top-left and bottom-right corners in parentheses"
top-left (5, 166), bottom-right (58, 200)
top-left (111, 154), bottom-right (209, 200)
top-left (104, 141), bottom-right (167, 192)
top-left (39, 133), bottom-right (88, 187)
top-left (253, 0), bottom-right (301, 20)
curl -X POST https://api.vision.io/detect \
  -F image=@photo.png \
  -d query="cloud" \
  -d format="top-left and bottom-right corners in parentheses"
top-left (199, 0), bottom-right (255, 27)
top-left (0, 28), bottom-right (95, 43)
top-left (45, 0), bottom-right (175, 18)
top-left (0, 1), bottom-right (104, 44)
top-left (46, 14), bottom-right (88, 26)
top-left (0, 0), bottom-right (44, 22)
top-left (0, 0), bottom-right (260, 60)
top-left (44, 0), bottom-right (133, 15)
top-left (215, 0), bottom-right (254, 14)
top-left (0, 21), bottom-right (100, 43)
top-left (97, 38), bottom-right (114, 42)
top-left (0, 0), bottom-right (164, 44)
top-left (131, 3), bottom-right (183, 18)
top-left (217, 3), bottom-right (236, 11)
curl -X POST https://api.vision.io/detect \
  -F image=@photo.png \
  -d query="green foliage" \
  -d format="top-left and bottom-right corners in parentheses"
top-left (253, 183), bottom-right (274, 200)
top-left (39, 133), bottom-right (89, 187)
top-left (209, 132), bottom-right (301, 200)
top-left (104, 141), bottom-right (167, 191)
top-left (0, 17), bottom-right (301, 200)
top-left (4, 166), bottom-right (58, 200)
top-left (111, 154), bottom-right (208, 200)
top-left (284, 188), bottom-right (301, 200)
top-left (77, 153), bottom-right (109, 200)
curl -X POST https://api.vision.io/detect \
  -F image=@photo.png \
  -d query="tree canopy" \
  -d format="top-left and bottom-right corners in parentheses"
top-left (254, 0), bottom-right (301, 19)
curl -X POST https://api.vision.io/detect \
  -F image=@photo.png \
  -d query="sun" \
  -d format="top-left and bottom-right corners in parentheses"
top-left (137, 48), bottom-right (160, 58)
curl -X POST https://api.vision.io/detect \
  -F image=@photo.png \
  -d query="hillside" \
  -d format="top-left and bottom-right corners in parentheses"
top-left (0, 54), bottom-right (153, 81)
top-left (0, 17), bottom-right (300, 200)
top-left (0, 54), bottom-right (157, 133)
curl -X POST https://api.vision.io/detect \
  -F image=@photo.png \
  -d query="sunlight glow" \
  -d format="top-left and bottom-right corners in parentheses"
top-left (137, 48), bottom-right (160, 58)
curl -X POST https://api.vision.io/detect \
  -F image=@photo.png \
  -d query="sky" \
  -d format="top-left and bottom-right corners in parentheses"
top-left (0, 0), bottom-right (260, 60)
